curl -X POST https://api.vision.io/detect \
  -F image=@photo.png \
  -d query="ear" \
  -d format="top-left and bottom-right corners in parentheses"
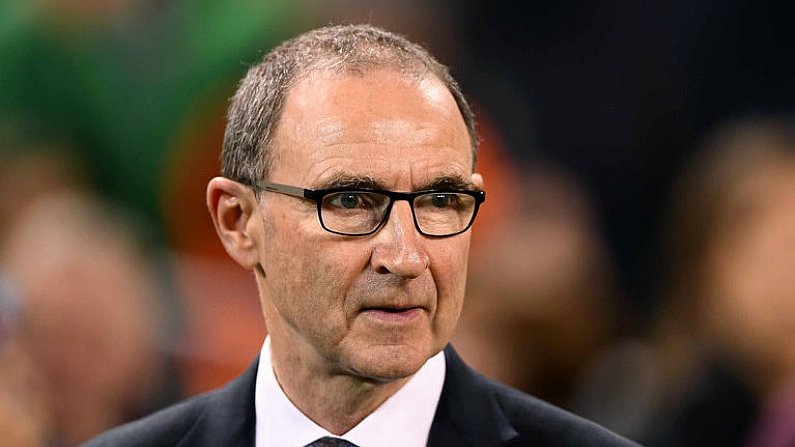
top-left (206, 177), bottom-right (261, 269)
top-left (471, 172), bottom-right (485, 190)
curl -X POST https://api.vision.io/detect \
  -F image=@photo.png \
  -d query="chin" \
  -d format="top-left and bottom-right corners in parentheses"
top-left (346, 343), bottom-right (437, 382)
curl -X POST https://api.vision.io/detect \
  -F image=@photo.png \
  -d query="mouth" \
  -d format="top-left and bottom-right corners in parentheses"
top-left (359, 306), bottom-right (425, 324)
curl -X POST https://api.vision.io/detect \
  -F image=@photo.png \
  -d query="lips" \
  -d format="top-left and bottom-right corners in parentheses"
top-left (359, 306), bottom-right (425, 324)
top-left (360, 300), bottom-right (427, 314)
top-left (364, 305), bottom-right (420, 312)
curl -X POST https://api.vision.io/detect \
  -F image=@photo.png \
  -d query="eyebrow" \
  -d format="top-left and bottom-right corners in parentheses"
top-left (316, 172), bottom-right (478, 192)
top-left (419, 174), bottom-right (479, 191)
top-left (318, 173), bottom-right (384, 190)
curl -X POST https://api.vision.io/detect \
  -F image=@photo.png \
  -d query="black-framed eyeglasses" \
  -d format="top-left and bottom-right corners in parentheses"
top-left (251, 180), bottom-right (485, 237)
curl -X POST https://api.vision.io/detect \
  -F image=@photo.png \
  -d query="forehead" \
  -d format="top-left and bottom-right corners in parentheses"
top-left (271, 69), bottom-right (473, 188)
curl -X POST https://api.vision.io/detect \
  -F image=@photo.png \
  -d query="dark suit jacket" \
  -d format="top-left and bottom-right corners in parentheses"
top-left (81, 345), bottom-right (641, 447)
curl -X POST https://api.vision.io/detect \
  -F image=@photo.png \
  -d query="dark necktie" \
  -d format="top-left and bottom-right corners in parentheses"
top-left (304, 436), bottom-right (360, 447)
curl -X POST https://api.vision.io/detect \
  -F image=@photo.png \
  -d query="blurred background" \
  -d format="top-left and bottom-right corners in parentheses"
top-left (2, 0), bottom-right (795, 446)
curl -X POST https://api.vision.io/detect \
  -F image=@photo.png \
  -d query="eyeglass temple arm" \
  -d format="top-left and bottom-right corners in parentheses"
top-left (255, 181), bottom-right (310, 199)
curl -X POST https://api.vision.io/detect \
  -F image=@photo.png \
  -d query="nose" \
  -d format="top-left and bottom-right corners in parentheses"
top-left (370, 200), bottom-right (430, 278)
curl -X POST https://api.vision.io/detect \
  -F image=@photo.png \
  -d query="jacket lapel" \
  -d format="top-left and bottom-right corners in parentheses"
top-left (427, 346), bottom-right (519, 447)
top-left (176, 358), bottom-right (259, 447)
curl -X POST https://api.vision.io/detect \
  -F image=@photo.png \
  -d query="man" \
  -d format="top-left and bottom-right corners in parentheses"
top-left (81, 24), bottom-right (639, 447)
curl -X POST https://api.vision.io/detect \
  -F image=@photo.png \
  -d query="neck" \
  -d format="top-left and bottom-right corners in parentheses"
top-left (269, 336), bottom-right (411, 435)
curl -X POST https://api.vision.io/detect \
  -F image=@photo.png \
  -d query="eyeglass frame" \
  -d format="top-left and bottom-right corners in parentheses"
top-left (248, 179), bottom-right (486, 237)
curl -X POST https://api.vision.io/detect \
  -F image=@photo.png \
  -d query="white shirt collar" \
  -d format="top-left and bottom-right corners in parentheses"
top-left (255, 337), bottom-right (446, 447)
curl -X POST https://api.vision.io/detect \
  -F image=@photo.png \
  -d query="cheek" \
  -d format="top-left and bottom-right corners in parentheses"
top-left (261, 222), bottom-right (366, 322)
top-left (430, 239), bottom-right (470, 322)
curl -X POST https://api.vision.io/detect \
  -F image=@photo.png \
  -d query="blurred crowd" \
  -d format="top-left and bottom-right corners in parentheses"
top-left (2, 1), bottom-right (795, 446)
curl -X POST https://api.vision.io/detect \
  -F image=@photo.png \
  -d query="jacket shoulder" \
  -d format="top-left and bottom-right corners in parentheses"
top-left (434, 346), bottom-right (642, 447)
top-left (488, 379), bottom-right (642, 447)
top-left (79, 359), bottom-right (258, 447)
top-left (80, 392), bottom-right (217, 447)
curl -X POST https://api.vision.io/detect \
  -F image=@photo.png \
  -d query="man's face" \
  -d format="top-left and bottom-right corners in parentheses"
top-left (255, 69), bottom-right (481, 382)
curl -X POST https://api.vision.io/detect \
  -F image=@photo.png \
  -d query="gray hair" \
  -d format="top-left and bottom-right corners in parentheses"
top-left (221, 24), bottom-right (478, 185)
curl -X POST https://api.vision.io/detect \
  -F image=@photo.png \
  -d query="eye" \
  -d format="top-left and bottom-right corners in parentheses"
top-left (429, 193), bottom-right (454, 208)
top-left (328, 192), bottom-right (365, 209)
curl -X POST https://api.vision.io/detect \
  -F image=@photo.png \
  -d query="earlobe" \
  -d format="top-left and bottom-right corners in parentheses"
top-left (206, 177), bottom-right (260, 269)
